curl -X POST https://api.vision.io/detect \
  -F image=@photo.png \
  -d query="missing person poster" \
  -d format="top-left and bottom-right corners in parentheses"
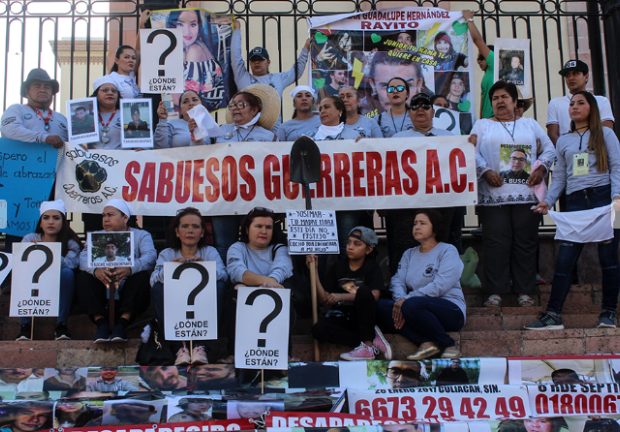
top-left (120, 99), bottom-right (153, 148)
top-left (87, 231), bottom-right (134, 268)
top-left (286, 209), bottom-right (339, 254)
top-left (499, 144), bottom-right (532, 185)
top-left (307, 7), bottom-right (476, 133)
top-left (67, 97), bottom-right (98, 145)
top-left (494, 38), bottom-right (532, 98)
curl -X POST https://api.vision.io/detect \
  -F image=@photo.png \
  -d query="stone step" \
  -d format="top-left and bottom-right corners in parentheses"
top-left (462, 284), bottom-right (602, 308)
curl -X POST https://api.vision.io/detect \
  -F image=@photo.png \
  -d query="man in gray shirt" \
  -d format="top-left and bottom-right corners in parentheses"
top-left (85, 367), bottom-right (139, 392)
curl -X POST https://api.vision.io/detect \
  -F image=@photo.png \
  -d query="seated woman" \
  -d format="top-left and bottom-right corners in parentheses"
top-left (154, 90), bottom-right (205, 148)
top-left (221, 207), bottom-right (294, 364)
top-left (377, 209), bottom-right (466, 359)
top-left (277, 86), bottom-right (321, 141)
top-left (76, 199), bottom-right (157, 343)
top-left (339, 86), bottom-right (382, 138)
top-left (150, 207), bottom-right (228, 365)
top-left (17, 200), bottom-right (82, 341)
top-left (307, 227), bottom-right (391, 361)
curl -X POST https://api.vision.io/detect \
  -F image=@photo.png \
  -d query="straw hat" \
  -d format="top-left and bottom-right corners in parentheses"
top-left (226, 84), bottom-right (281, 131)
top-left (517, 88), bottom-right (534, 113)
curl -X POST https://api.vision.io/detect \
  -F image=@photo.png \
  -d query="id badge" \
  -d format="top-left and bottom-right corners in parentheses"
top-left (573, 153), bottom-right (589, 176)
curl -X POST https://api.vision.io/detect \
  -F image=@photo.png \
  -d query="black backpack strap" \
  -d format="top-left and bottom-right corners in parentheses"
top-left (271, 243), bottom-right (284, 260)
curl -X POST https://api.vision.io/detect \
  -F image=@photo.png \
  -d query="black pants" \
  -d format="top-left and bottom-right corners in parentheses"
top-left (312, 285), bottom-right (376, 347)
top-left (75, 270), bottom-right (151, 322)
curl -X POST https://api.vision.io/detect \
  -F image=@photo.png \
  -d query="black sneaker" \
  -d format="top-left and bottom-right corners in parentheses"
top-left (597, 312), bottom-right (617, 328)
top-left (94, 323), bottom-right (110, 343)
top-left (524, 313), bottom-right (564, 330)
top-left (55, 323), bottom-right (71, 340)
top-left (16, 323), bottom-right (31, 341)
top-left (110, 324), bottom-right (128, 342)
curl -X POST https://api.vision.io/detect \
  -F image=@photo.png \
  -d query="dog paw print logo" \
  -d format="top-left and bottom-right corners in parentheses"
top-left (76, 160), bottom-right (108, 193)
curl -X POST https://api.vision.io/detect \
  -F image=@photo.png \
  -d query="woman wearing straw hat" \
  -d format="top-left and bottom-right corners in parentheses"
top-left (211, 84), bottom-right (280, 262)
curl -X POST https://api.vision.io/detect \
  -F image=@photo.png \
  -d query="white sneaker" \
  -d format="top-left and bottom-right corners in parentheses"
top-left (191, 346), bottom-right (209, 365)
top-left (174, 347), bottom-right (191, 366)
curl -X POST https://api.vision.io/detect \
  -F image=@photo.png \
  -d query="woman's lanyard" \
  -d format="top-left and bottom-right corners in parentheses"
top-left (390, 110), bottom-right (407, 133)
top-left (98, 110), bottom-right (117, 144)
top-left (236, 125), bottom-right (256, 142)
top-left (499, 118), bottom-right (517, 143)
top-left (576, 127), bottom-right (590, 152)
top-left (29, 106), bottom-right (52, 131)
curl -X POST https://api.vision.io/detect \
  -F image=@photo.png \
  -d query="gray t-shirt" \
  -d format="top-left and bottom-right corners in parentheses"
top-left (87, 110), bottom-right (122, 150)
top-left (150, 246), bottom-right (228, 286)
top-left (376, 111), bottom-right (414, 138)
top-left (308, 126), bottom-right (360, 141)
top-left (226, 242), bottom-right (293, 285)
top-left (345, 115), bottom-right (383, 138)
top-left (154, 119), bottom-right (206, 148)
top-left (393, 127), bottom-right (455, 138)
top-left (214, 123), bottom-right (276, 143)
top-left (1, 104), bottom-right (68, 143)
top-left (277, 116), bottom-right (322, 141)
top-left (390, 242), bottom-right (466, 320)
top-left (545, 127), bottom-right (620, 205)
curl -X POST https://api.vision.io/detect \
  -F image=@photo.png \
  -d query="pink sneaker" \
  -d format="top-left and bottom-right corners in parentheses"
top-left (340, 342), bottom-right (377, 361)
top-left (373, 326), bottom-right (392, 360)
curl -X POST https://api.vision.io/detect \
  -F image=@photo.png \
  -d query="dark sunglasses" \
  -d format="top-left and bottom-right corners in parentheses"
top-left (410, 102), bottom-right (432, 111)
top-left (387, 85), bottom-right (406, 93)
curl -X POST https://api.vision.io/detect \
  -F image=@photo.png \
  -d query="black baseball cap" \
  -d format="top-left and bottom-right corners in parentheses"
top-left (410, 93), bottom-right (432, 106)
top-left (559, 59), bottom-right (589, 76)
top-left (249, 47), bottom-right (269, 61)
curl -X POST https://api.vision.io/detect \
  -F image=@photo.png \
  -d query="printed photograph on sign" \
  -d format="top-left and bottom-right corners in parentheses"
top-left (365, 359), bottom-right (432, 389)
top-left (102, 398), bottom-right (166, 425)
top-left (227, 400), bottom-right (285, 419)
top-left (0, 368), bottom-right (44, 394)
top-left (85, 366), bottom-right (142, 394)
top-left (499, 50), bottom-right (526, 86)
top-left (508, 359), bottom-right (607, 385)
top-left (139, 366), bottom-right (189, 392)
top-left (434, 72), bottom-right (470, 113)
top-left (487, 418), bottom-right (568, 432)
top-left (0, 401), bottom-right (54, 431)
top-left (499, 144), bottom-right (532, 185)
top-left (288, 362), bottom-right (340, 389)
top-left (311, 30), bottom-right (363, 70)
top-left (314, 69), bottom-right (348, 103)
top-left (67, 97), bottom-right (98, 145)
top-left (167, 396), bottom-right (216, 422)
top-left (120, 99), bottom-right (153, 148)
top-left (417, 29), bottom-right (469, 72)
top-left (187, 364), bottom-right (237, 391)
top-left (54, 399), bottom-right (104, 428)
top-left (87, 232), bottom-right (133, 268)
top-left (365, 30), bottom-right (418, 53)
top-left (43, 367), bottom-right (88, 392)
top-left (149, 9), bottom-right (234, 116)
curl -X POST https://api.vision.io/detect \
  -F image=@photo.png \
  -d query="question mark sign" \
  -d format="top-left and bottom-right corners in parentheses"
top-left (245, 289), bottom-right (283, 348)
top-left (0, 253), bottom-right (8, 272)
top-left (21, 244), bottom-right (53, 297)
top-left (146, 29), bottom-right (178, 77)
top-left (172, 262), bottom-right (209, 319)
top-left (435, 108), bottom-right (456, 131)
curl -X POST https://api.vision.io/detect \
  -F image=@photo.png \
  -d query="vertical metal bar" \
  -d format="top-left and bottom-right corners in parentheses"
top-left (586, 1), bottom-right (606, 95)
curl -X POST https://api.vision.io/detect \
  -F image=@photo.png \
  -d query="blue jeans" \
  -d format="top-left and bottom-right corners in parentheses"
top-left (376, 297), bottom-right (464, 348)
top-left (21, 267), bottom-right (75, 325)
top-left (547, 184), bottom-right (620, 315)
top-left (318, 210), bottom-right (364, 276)
top-left (211, 215), bottom-right (245, 264)
top-left (152, 280), bottom-right (226, 353)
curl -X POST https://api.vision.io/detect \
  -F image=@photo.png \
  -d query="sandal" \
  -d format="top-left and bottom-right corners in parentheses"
top-left (484, 294), bottom-right (502, 307)
top-left (518, 294), bottom-right (535, 307)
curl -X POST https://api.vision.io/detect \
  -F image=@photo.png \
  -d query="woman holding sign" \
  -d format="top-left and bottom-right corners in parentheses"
top-left (471, 81), bottom-right (554, 308)
top-left (17, 200), bottom-right (82, 342)
top-left (76, 199), bottom-right (157, 343)
top-left (87, 76), bottom-right (122, 150)
top-left (525, 91), bottom-right (620, 330)
top-left (222, 207), bottom-right (294, 364)
top-left (150, 207), bottom-right (228, 365)
top-left (377, 209), bottom-right (465, 359)
top-left (154, 90), bottom-right (205, 148)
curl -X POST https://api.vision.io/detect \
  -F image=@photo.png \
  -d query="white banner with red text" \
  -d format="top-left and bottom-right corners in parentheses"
top-left (55, 137), bottom-right (477, 216)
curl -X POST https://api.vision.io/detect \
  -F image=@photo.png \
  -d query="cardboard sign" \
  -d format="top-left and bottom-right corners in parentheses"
top-left (235, 287), bottom-right (290, 370)
top-left (494, 38), bottom-right (532, 98)
top-left (9, 242), bottom-right (61, 317)
top-left (140, 28), bottom-right (184, 94)
top-left (433, 108), bottom-right (460, 134)
top-left (87, 231), bottom-right (134, 268)
top-left (67, 97), bottom-right (99, 145)
top-left (0, 252), bottom-right (12, 286)
top-left (120, 98), bottom-right (154, 149)
top-left (286, 210), bottom-right (339, 254)
top-left (163, 261), bottom-right (218, 341)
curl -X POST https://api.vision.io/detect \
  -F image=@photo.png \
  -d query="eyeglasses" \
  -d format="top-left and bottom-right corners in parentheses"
top-left (228, 102), bottom-right (250, 111)
top-left (410, 102), bottom-right (432, 111)
top-left (510, 156), bottom-right (527, 162)
top-left (99, 87), bottom-right (118, 94)
top-left (387, 85), bottom-right (406, 94)
top-left (386, 367), bottom-right (420, 380)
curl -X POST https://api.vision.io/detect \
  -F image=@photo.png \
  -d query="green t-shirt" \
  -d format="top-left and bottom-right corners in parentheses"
top-left (481, 51), bottom-right (495, 119)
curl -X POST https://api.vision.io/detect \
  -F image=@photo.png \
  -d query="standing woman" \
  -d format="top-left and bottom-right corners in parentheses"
top-left (339, 86), bottom-right (382, 138)
top-left (17, 200), bottom-right (82, 341)
top-left (277, 86), bottom-right (321, 141)
top-left (221, 207), bottom-right (294, 364)
top-left (525, 91), bottom-right (620, 329)
top-left (471, 81), bottom-right (555, 308)
top-left (377, 210), bottom-right (466, 359)
top-left (154, 90), bottom-right (205, 148)
top-left (76, 199), bottom-right (157, 343)
top-left (150, 207), bottom-right (228, 365)
top-left (88, 76), bottom-right (122, 150)
top-left (109, 45), bottom-right (141, 99)
top-left (376, 77), bottom-right (414, 138)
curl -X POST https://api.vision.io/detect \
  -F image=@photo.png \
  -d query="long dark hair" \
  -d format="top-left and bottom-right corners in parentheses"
top-left (167, 207), bottom-right (209, 250)
top-left (321, 95), bottom-right (347, 124)
top-left (35, 212), bottom-right (83, 257)
top-left (387, 76), bottom-right (411, 109)
top-left (90, 85), bottom-right (121, 110)
top-left (570, 90), bottom-right (607, 173)
top-left (239, 208), bottom-right (285, 245)
top-left (166, 9), bottom-right (215, 57)
top-left (110, 45), bottom-right (136, 73)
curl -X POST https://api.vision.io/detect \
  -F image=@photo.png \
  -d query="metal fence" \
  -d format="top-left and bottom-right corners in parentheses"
top-left (0, 0), bottom-right (614, 233)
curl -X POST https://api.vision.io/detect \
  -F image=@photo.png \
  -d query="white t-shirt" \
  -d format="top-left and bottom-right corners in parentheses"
top-left (547, 93), bottom-right (614, 136)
